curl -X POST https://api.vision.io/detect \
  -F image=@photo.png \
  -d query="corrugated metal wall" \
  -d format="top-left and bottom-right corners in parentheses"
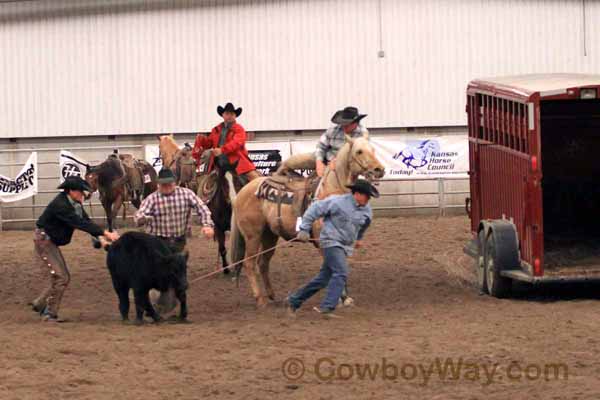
top-left (1, 0), bottom-right (599, 138)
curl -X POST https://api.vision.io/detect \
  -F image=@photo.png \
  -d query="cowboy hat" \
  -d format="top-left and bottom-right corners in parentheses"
top-left (58, 176), bottom-right (92, 192)
top-left (331, 106), bottom-right (367, 125)
top-left (157, 168), bottom-right (177, 184)
top-left (346, 179), bottom-right (380, 198)
top-left (217, 102), bottom-right (243, 117)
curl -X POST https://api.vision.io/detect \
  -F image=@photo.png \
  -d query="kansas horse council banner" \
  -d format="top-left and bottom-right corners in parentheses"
top-left (0, 152), bottom-right (38, 203)
top-left (371, 136), bottom-right (468, 180)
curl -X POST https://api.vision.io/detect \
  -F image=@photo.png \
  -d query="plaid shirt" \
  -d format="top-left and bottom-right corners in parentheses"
top-left (134, 187), bottom-right (213, 238)
top-left (315, 124), bottom-right (369, 162)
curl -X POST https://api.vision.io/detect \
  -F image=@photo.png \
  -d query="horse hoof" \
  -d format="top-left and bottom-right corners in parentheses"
top-left (133, 319), bottom-right (145, 326)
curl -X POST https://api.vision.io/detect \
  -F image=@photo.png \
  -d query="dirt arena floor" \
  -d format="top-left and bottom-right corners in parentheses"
top-left (2, 215), bottom-right (600, 399)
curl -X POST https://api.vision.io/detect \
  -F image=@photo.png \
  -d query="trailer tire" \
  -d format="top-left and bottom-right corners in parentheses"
top-left (484, 232), bottom-right (513, 298)
top-left (476, 230), bottom-right (488, 294)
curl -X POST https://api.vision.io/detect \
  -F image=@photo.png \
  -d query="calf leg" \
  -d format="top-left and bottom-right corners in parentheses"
top-left (133, 289), bottom-right (160, 324)
top-left (175, 288), bottom-right (188, 321)
top-left (116, 286), bottom-right (130, 321)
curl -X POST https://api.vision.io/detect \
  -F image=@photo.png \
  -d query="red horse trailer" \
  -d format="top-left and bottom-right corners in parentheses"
top-left (464, 74), bottom-right (600, 297)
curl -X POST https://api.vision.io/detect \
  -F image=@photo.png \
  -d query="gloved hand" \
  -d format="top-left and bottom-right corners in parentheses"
top-left (296, 230), bottom-right (311, 243)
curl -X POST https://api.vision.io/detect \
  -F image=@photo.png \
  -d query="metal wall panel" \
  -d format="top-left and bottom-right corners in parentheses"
top-left (1, 0), bottom-right (599, 138)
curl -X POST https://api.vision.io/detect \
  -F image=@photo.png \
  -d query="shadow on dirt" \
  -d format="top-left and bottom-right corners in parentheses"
top-left (509, 281), bottom-right (600, 302)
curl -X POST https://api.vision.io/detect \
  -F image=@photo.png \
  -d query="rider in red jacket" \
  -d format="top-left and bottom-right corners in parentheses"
top-left (192, 102), bottom-right (260, 185)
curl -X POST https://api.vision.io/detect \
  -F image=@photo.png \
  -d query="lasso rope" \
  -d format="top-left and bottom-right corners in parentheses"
top-left (187, 237), bottom-right (319, 285)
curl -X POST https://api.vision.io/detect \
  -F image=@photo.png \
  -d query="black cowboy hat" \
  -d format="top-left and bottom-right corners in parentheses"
top-left (58, 176), bottom-right (92, 192)
top-left (157, 168), bottom-right (177, 184)
top-left (331, 106), bottom-right (367, 125)
top-left (217, 102), bottom-right (242, 117)
top-left (346, 179), bottom-right (380, 198)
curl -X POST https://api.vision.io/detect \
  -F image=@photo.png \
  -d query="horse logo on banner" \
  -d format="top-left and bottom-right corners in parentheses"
top-left (393, 139), bottom-right (441, 170)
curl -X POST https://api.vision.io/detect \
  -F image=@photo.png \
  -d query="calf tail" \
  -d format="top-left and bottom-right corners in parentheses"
top-left (229, 211), bottom-right (246, 280)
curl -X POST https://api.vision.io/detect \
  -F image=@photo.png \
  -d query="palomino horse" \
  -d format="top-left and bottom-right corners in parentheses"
top-left (230, 133), bottom-right (385, 306)
top-left (85, 154), bottom-right (157, 231)
top-left (157, 135), bottom-right (197, 191)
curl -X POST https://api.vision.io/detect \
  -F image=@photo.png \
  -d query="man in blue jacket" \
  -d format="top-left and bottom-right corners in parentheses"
top-left (286, 179), bottom-right (379, 317)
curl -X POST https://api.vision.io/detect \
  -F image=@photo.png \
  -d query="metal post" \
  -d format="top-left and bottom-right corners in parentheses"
top-left (0, 202), bottom-right (3, 231)
top-left (438, 178), bottom-right (445, 217)
top-left (31, 194), bottom-right (36, 224)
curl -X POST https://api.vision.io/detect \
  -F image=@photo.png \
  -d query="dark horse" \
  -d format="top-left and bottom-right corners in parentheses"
top-left (85, 154), bottom-right (157, 231)
top-left (197, 156), bottom-right (239, 275)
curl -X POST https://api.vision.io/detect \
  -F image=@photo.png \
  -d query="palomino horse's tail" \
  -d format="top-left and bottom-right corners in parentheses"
top-left (230, 211), bottom-right (246, 280)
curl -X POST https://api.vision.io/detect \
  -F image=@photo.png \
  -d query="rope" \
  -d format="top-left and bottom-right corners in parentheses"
top-left (187, 237), bottom-right (319, 284)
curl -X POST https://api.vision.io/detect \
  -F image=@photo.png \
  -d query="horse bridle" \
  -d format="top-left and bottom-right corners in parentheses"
top-left (327, 140), bottom-right (376, 191)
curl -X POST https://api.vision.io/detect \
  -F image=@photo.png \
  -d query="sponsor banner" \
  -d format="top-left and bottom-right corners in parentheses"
top-left (145, 145), bottom-right (163, 173)
top-left (372, 136), bottom-right (468, 180)
top-left (246, 141), bottom-right (291, 176)
top-left (0, 152), bottom-right (38, 203)
top-left (59, 150), bottom-right (89, 182)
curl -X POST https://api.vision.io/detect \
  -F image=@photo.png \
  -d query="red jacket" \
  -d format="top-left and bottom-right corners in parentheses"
top-left (192, 122), bottom-right (256, 175)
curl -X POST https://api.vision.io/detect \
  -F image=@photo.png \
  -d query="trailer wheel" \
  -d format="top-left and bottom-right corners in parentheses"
top-left (484, 232), bottom-right (512, 298)
top-left (476, 230), bottom-right (488, 294)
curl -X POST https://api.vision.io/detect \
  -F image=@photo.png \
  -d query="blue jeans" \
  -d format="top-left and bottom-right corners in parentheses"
top-left (289, 246), bottom-right (348, 311)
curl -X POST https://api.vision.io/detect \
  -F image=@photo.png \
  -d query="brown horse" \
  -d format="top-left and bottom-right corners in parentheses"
top-left (85, 153), bottom-right (157, 231)
top-left (230, 133), bottom-right (385, 306)
top-left (157, 135), bottom-right (197, 191)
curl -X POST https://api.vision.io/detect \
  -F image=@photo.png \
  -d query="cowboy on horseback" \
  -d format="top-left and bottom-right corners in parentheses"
top-left (192, 102), bottom-right (260, 190)
top-left (277, 106), bottom-right (369, 176)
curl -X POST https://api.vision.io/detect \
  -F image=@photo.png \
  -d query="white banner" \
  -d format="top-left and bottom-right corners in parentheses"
top-left (59, 150), bottom-right (89, 183)
top-left (0, 152), bottom-right (38, 203)
top-left (145, 145), bottom-right (163, 173)
top-left (372, 136), bottom-right (468, 180)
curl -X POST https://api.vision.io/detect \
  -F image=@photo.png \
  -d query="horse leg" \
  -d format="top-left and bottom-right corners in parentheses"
top-left (215, 228), bottom-right (230, 275)
top-left (112, 194), bottom-right (124, 231)
top-left (242, 236), bottom-right (269, 307)
top-left (103, 200), bottom-right (113, 232)
top-left (258, 230), bottom-right (279, 301)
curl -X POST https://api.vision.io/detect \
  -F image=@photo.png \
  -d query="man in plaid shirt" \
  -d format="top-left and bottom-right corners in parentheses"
top-left (135, 168), bottom-right (214, 252)
top-left (135, 168), bottom-right (214, 315)
top-left (277, 106), bottom-right (369, 176)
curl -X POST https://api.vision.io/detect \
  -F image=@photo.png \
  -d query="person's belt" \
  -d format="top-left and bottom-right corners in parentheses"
top-left (157, 235), bottom-right (186, 243)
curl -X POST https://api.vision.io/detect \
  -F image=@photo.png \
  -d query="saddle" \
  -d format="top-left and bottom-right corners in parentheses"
top-left (175, 147), bottom-right (197, 189)
top-left (118, 154), bottom-right (148, 194)
top-left (256, 172), bottom-right (320, 217)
